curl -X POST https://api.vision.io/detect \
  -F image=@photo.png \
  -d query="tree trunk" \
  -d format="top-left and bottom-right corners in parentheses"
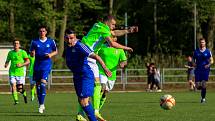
top-left (109, 0), bottom-right (113, 15)
top-left (9, 0), bottom-right (15, 38)
top-left (207, 15), bottom-right (215, 51)
top-left (50, 0), bottom-right (57, 39)
top-left (58, 0), bottom-right (68, 58)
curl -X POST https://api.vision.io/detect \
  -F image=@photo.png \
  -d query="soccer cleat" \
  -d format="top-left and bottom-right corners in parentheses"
top-left (23, 95), bottom-right (27, 103)
top-left (95, 112), bottom-right (106, 121)
top-left (76, 114), bottom-right (87, 121)
top-left (14, 100), bottom-right (19, 105)
top-left (38, 105), bottom-right (45, 113)
top-left (201, 98), bottom-right (206, 103)
top-left (156, 89), bottom-right (162, 92)
top-left (31, 96), bottom-right (35, 101)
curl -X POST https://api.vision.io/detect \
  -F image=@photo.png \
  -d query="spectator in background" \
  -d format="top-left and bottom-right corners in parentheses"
top-left (146, 63), bottom-right (154, 92)
top-left (150, 67), bottom-right (162, 92)
top-left (184, 55), bottom-right (195, 91)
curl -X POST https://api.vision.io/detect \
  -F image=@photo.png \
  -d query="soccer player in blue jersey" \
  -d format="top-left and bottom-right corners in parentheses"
top-left (64, 29), bottom-right (111, 121)
top-left (193, 38), bottom-right (213, 103)
top-left (29, 26), bottom-right (58, 113)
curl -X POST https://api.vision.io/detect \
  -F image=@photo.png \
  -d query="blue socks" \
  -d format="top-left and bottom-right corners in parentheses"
top-left (40, 83), bottom-right (46, 104)
top-left (82, 103), bottom-right (97, 121)
top-left (201, 88), bottom-right (206, 99)
top-left (36, 83), bottom-right (46, 105)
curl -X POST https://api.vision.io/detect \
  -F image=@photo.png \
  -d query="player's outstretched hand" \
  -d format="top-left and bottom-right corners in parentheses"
top-left (125, 47), bottom-right (133, 53)
top-left (129, 26), bottom-right (138, 33)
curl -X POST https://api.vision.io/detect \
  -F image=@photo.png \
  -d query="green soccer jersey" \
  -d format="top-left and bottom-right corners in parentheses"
top-left (6, 49), bottom-right (29, 76)
top-left (98, 45), bottom-right (127, 81)
top-left (82, 22), bottom-right (111, 53)
top-left (28, 54), bottom-right (35, 76)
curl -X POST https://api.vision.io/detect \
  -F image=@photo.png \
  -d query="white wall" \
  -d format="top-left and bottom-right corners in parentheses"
top-left (0, 48), bottom-right (12, 75)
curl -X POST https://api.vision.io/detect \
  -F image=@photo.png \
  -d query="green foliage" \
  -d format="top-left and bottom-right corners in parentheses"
top-left (1, 0), bottom-right (215, 67)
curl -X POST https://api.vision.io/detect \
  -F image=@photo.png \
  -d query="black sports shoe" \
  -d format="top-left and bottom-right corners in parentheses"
top-left (24, 96), bottom-right (27, 103)
top-left (14, 100), bottom-right (19, 105)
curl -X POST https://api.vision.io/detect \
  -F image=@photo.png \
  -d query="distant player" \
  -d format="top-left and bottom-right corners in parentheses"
top-left (64, 29), bottom-right (111, 121)
top-left (28, 53), bottom-right (36, 101)
top-left (30, 25), bottom-right (58, 113)
top-left (81, 15), bottom-right (133, 120)
top-left (193, 38), bottom-right (213, 103)
top-left (184, 55), bottom-right (195, 91)
top-left (4, 39), bottom-right (30, 105)
top-left (98, 36), bottom-right (127, 111)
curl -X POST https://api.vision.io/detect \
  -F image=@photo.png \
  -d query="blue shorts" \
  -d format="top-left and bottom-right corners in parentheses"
top-left (195, 69), bottom-right (210, 82)
top-left (73, 74), bottom-right (94, 98)
top-left (33, 70), bottom-right (51, 82)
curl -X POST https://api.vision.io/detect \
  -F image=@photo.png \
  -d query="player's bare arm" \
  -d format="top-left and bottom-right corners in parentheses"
top-left (205, 57), bottom-right (214, 68)
top-left (113, 26), bottom-right (138, 37)
top-left (4, 61), bottom-right (9, 68)
top-left (89, 53), bottom-right (112, 77)
top-left (105, 36), bottom-right (133, 52)
top-left (119, 61), bottom-right (127, 68)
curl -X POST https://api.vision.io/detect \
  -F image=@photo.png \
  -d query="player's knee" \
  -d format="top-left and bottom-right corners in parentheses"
top-left (79, 98), bottom-right (89, 107)
top-left (41, 79), bottom-right (47, 84)
top-left (16, 84), bottom-right (23, 92)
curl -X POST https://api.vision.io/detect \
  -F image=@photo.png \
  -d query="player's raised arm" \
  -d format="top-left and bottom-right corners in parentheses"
top-left (89, 53), bottom-right (112, 77)
top-left (105, 36), bottom-right (133, 52)
top-left (113, 26), bottom-right (138, 37)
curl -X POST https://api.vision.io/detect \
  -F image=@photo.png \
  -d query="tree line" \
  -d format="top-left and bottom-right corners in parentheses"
top-left (1, 0), bottom-right (215, 68)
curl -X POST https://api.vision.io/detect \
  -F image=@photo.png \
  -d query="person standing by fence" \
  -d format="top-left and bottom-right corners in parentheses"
top-left (184, 55), bottom-right (195, 91)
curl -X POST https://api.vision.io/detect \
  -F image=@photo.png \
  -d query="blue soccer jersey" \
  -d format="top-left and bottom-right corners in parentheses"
top-left (193, 48), bottom-right (212, 81)
top-left (29, 37), bottom-right (57, 71)
top-left (65, 41), bottom-right (95, 98)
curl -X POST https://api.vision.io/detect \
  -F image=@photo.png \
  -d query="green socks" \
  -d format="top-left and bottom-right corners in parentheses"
top-left (93, 83), bottom-right (102, 111)
top-left (12, 91), bottom-right (18, 102)
top-left (31, 86), bottom-right (36, 100)
top-left (99, 97), bottom-right (106, 110)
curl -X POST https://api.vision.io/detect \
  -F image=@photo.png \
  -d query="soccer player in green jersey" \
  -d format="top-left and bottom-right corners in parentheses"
top-left (79, 15), bottom-right (134, 121)
top-left (98, 36), bottom-right (127, 111)
top-left (28, 53), bottom-right (36, 101)
top-left (4, 39), bottom-right (30, 105)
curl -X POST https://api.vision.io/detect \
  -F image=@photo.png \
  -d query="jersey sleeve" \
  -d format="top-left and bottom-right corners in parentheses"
top-left (51, 39), bottom-right (57, 51)
top-left (22, 50), bottom-right (29, 60)
top-left (29, 40), bottom-right (35, 52)
top-left (119, 49), bottom-right (127, 62)
top-left (79, 43), bottom-right (94, 57)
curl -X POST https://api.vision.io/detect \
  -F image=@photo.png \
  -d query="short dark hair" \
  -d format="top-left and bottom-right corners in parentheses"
top-left (38, 25), bottom-right (48, 31)
top-left (65, 29), bottom-right (75, 35)
top-left (199, 38), bottom-right (205, 42)
top-left (103, 15), bottom-right (115, 22)
top-left (13, 38), bottom-right (20, 44)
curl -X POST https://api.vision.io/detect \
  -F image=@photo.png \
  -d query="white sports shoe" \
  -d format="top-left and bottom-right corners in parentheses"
top-left (39, 104), bottom-right (45, 113)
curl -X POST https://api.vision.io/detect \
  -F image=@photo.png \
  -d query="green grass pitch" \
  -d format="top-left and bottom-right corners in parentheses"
top-left (0, 91), bottom-right (215, 121)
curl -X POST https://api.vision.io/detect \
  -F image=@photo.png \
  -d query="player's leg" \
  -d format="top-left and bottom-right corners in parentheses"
top-left (75, 75), bottom-right (97, 121)
top-left (17, 76), bottom-right (27, 103)
top-left (201, 80), bottom-right (207, 103)
top-left (29, 76), bottom-right (36, 101)
top-left (99, 75), bottom-right (108, 110)
top-left (200, 69), bottom-right (209, 103)
top-left (79, 97), bottom-right (97, 121)
top-left (10, 76), bottom-right (19, 104)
